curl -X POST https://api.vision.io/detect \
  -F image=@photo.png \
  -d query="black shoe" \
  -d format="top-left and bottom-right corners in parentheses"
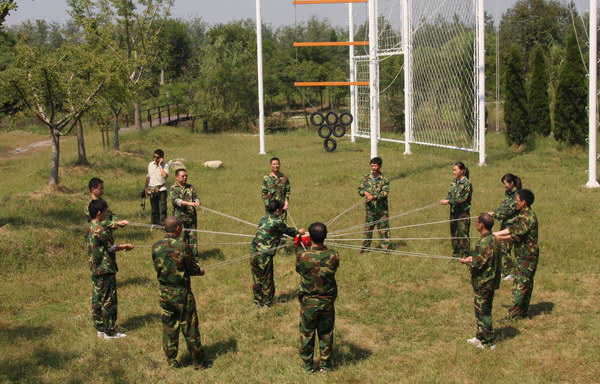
top-left (194, 359), bottom-right (212, 370)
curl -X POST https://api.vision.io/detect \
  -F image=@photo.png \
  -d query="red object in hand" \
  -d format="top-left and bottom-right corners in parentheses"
top-left (294, 234), bottom-right (311, 247)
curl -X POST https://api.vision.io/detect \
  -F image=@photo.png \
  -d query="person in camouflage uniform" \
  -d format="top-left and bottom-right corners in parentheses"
top-left (86, 199), bottom-right (133, 339)
top-left (169, 169), bottom-right (200, 255)
top-left (85, 177), bottom-right (128, 231)
top-left (261, 157), bottom-right (291, 222)
top-left (357, 157), bottom-right (390, 252)
top-left (494, 189), bottom-right (539, 320)
top-left (152, 217), bottom-right (208, 369)
top-left (251, 199), bottom-right (304, 307)
top-left (489, 173), bottom-right (522, 280)
top-left (296, 222), bottom-right (339, 373)
top-left (460, 213), bottom-right (501, 349)
top-left (440, 162), bottom-right (473, 258)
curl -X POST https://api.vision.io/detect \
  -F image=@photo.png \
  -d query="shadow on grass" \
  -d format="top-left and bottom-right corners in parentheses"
top-left (0, 348), bottom-right (79, 383)
top-left (0, 325), bottom-right (53, 341)
top-left (198, 248), bottom-right (225, 260)
top-left (496, 326), bottom-right (520, 341)
top-left (120, 312), bottom-right (161, 331)
top-left (528, 301), bottom-right (554, 318)
top-left (276, 289), bottom-right (299, 304)
top-left (180, 338), bottom-right (238, 367)
top-left (329, 340), bottom-right (372, 370)
top-left (117, 276), bottom-right (152, 288)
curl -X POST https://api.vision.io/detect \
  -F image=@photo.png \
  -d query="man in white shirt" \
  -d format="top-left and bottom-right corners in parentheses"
top-left (145, 149), bottom-right (169, 225)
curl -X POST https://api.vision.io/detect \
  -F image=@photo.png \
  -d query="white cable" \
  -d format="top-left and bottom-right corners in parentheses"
top-left (328, 236), bottom-right (477, 241)
top-left (325, 199), bottom-right (363, 227)
top-left (328, 241), bottom-right (456, 261)
top-left (329, 216), bottom-right (477, 238)
top-left (201, 206), bottom-right (257, 227)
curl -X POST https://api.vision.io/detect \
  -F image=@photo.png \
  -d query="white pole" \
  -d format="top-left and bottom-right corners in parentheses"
top-left (587, 0), bottom-right (599, 188)
top-left (349, 3), bottom-right (357, 143)
top-left (403, 0), bottom-right (412, 155)
top-left (477, 0), bottom-right (486, 166)
top-left (256, 0), bottom-right (266, 155)
top-left (368, 0), bottom-right (379, 158)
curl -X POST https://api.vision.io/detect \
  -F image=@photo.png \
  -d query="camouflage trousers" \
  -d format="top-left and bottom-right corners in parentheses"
top-left (509, 258), bottom-right (538, 318)
top-left (180, 219), bottom-right (198, 256)
top-left (362, 209), bottom-right (390, 250)
top-left (450, 211), bottom-right (470, 258)
top-left (299, 296), bottom-right (335, 369)
top-left (159, 285), bottom-right (204, 365)
top-left (473, 282), bottom-right (496, 344)
top-left (498, 240), bottom-right (515, 277)
top-left (91, 273), bottom-right (118, 335)
top-left (150, 190), bottom-right (168, 226)
top-left (251, 247), bottom-right (276, 306)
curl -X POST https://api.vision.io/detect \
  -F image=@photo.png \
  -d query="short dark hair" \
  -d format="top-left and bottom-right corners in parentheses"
top-left (154, 149), bottom-right (164, 158)
top-left (266, 199), bottom-right (283, 214)
top-left (269, 157), bottom-right (280, 164)
top-left (308, 222), bottom-right (327, 244)
top-left (478, 213), bottom-right (494, 231)
top-left (501, 173), bottom-right (522, 190)
top-left (88, 177), bottom-right (103, 191)
top-left (175, 168), bottom-right (186, 176)
top-left (89, 199), bottom-right (108, 219)
top-left (370, 157), bottom-right (382, 166)
top-left (164, 216), bottom-right (181, 233)
top-left (517, 189), bottom-right (535, 207)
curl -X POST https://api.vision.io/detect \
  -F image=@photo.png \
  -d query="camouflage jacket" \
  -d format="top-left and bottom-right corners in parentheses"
top-left (86, 220), bottom-right (118, 276)
top-left (493, 189), bottom-right (518, 229)
top-left (508, 207), bottom-right (539, 268)
top-left (152, 234), bottom-right (202, 289)
top-left (169, 183), bottom-right (199, 224)
top-left (447, 177), bottom-right (472, 214)
top-left (469, 233), bottom-right (501, 290)
top-left (84, 197), bottom-right (119, 230)
top-left (296, 245), bottom-right (339, 300)
top-left (261, 172), bottom-right (290, 207)
top-left (358, 171), bottom-right (390, 212)
top-left (251, 213), bottom-right (298, 251)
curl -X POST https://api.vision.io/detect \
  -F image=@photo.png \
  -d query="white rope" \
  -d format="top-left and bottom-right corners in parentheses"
top-left (205, 243), bottom-right (289, 270)
top-left (287, 211), bottom-right (306, 252)
top-left (127, 222), bottom-right (254, 238)
top-left (331, 202), bottom-right (439, 234)
top-left (328, 241), bottom-right (456, 261)
top-left (200, 206), bottom-right (257, 227)
top-left (328, 236), bottom-right (478, 241)
top-left (329, 216), bottom-right (478, 238)
top-left (325, 199), bottom-right (363, 227)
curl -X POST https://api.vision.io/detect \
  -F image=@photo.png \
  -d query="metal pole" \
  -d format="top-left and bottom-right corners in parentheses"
top-left (587, 0), bottom-right (599, 187)
top-left (403, 0), bottom-right (412, 155)
top-left (496, 20), bottom-right (500, 133)
top-left (256, 0), bottom-right (266, 155)
top-left (368, 0), bottom-right (379, 159)
top-left (349, 3), bottom-right (357, 143)
top-left (477, 0), bottom-right (486, 166)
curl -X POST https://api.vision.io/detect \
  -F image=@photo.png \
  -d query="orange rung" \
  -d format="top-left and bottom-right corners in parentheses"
top-left (293, 41), bottom-right (369, 47)
top-left (294, 81), bottom-right (369, 87)
top-left (293, 0), bottom-right (367, 4)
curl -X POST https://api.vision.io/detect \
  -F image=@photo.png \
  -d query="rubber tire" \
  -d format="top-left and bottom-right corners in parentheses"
top-left (317, 125), bottom-right (333, 139)
top-left (325, 111), bottom-right (338, 126)
top-left (310, 112), bottom-right (325, 127)
top-left (339, 112), bottom-right (353, 126)
top-left (332, 124), bottom-right (346, 138)
top-left (323, 138), bottom-right (337, 152)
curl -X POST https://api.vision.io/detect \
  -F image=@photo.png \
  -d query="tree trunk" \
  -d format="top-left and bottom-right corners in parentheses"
top-left (160, 68), bottom-right (165, 85)
top-left (113, 111), bottom-right (120, 151)
top-left (76, 119), bottom-right (89, 165)
top-left (49, 129), bottom-right (60, 186)
top-left (135, 102), bottom-right (142, 130)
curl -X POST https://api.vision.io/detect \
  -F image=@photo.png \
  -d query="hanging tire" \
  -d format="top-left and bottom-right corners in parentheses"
top-left (332, 123), bottom-right (346, 138)
top-left (323, 138), bottom-right (337, 152)
top-left (317, 125), bottom-right (333, 138)
top-left (310, 112), bottom-right (325, 127)
top-left (339, 112), bottom-right (353, 126)
top-left (325, 111), bottom-right (338, 126)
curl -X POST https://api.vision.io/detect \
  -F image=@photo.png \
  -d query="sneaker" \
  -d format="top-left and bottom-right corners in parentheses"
top-left (97, 331), bottom-right (105, 338)
top-left (303, 364), bottom-right (315, 373)
top-left (477, 343), bottom-right (496, 350)
top-left (503, 274), bottom-right (514, 281)
top-left (466, 337), bottom-right (480, 345)
top-left (318, 366), bottom-right (330, 373)
top-left (103, 332), bottom-right (127, 340)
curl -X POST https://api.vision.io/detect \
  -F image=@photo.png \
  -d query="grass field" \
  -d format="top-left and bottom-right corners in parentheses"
top-left (0, 124), bottom-right (599, 383)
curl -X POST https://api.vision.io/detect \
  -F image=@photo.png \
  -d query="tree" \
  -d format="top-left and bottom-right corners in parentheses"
top-left (554, 30), bottom-right (587, 145)
top-left (528, 44), bottom-right (551, 136)
top-left (504, 44), bottom-right (530, 147)
top-left (0, 0), bottom-right (16, 29)
top-left (3, 42), bottom-right (105, 185)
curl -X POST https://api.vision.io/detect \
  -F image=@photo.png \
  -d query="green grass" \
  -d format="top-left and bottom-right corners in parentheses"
top-left (0, 124), bottom-right (599, 383)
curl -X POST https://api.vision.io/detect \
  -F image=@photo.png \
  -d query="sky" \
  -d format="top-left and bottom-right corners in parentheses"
top-left (5, 0), bottom-right (524, 28)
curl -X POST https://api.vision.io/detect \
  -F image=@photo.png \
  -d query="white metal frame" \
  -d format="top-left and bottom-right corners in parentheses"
top-left (256, 0), bottom-right (266, 155)
top-left (587, 0), bottom-right (599, 187)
